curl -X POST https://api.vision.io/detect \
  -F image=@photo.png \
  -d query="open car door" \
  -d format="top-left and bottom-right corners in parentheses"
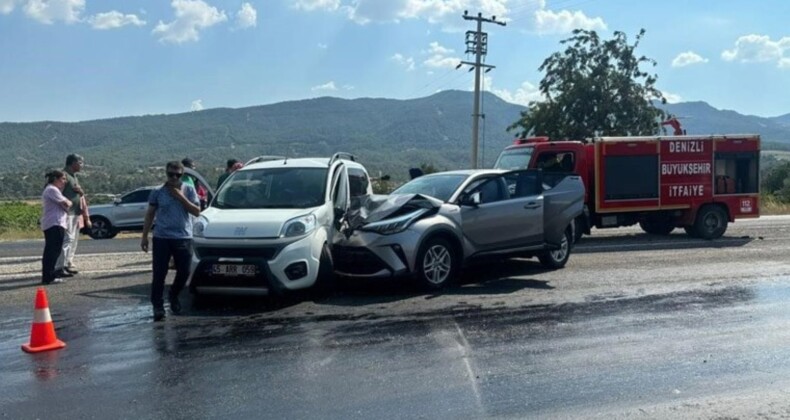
top-left (542, 173), bottom-right (585, 246)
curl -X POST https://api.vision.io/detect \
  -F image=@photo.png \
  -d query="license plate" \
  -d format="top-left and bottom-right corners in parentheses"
top-left (211, 264), bottom-right (256, 277)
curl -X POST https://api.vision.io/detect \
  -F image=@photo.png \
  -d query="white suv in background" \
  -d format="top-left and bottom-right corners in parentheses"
top-left (190, 153), bottom-right (372, 297)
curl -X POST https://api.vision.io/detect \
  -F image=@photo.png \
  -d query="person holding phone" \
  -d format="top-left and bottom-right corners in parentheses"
top-left (140, 161), bottom-right (200, 321)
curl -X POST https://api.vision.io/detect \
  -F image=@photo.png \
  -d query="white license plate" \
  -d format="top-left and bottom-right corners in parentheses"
top-left (211, 264), bottom-right (256, 277)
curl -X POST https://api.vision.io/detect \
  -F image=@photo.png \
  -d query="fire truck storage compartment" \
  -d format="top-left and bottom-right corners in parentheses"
top-left (603, 155), bottom-right (659, 200)
top-left (714, 151), bottom-right (758, 195)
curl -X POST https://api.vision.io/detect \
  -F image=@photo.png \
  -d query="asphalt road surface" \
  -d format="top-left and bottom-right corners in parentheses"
top-left (2, 217), bottom-right (790, 419)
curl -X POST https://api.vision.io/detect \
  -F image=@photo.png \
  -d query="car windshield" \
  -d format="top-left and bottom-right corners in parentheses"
top-left (392, 174), bottom-right (469, 202)
top-left (213, 167), bottom-right (327, 209)
top-left (494, 147), bottom-right (534, 170)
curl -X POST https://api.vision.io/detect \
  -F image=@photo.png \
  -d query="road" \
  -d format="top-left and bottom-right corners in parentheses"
top-left (2, 217), bottom-right (790, 419)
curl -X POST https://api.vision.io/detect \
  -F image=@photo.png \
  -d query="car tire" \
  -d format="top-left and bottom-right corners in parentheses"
top-left (538, 228), bottom-right (572, 269)
top-left (683, 226), bottom-right (699, 238)
top-left (414, 237), bottom-right (457, 290)
top-left (693, 205), bottom-right (728, 240)
top-left (312, 244), bottom-right (336, 295)
top-left (89, 217), bottom-right (117, 239)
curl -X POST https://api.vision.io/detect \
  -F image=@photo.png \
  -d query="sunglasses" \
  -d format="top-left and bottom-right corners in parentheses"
top-left (167, 172), bottom-right (183, 178)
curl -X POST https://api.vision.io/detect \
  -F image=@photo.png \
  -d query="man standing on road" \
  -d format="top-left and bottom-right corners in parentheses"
top-left (140, 161), bottom-right (201, 321)
top-left (55, 154), bottom-right (85, 277)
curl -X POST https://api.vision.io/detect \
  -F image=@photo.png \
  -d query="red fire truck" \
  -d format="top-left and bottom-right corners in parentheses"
top-left (494, 134), bottom-right (761, 239)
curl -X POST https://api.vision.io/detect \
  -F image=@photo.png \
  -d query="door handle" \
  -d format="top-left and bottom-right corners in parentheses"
top-left (524, 202), bottom-right (540, 209)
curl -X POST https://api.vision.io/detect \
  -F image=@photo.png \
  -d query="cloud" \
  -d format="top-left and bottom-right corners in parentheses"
top-left (391, 53), bottom-right (415, 71)
top-left (152, 0), bottom-right (227, 44)
top-left (235, 2), bottom-right (256, 29)
top-left (488, 79), bottom-right (543, 106)
top-left (317, 43), bottom-right (328, 49)
top-left (191, 99), bottom-right (204, 111)
top-left (422, 41), bottom-right (459, 69)
top-left (721, 34), bottom-right (790, 68)
top-left (0, 0), bottom-right (18, 14)
top-left (23, 0), bottom-right (84, 24)
top-left (291, 0), bottom-right (605, 35)
top-left (662, 91), bottom-right (682, 103)
top-left (87, 11), bottom-right (146, 30)
top-left (671, 51), bottom-right (709, 68)
top-left (533, 9), bottom-right (606, 35)
top-left (293, 0), bottom-right (340, 12)
top-left (312, 81), bottom-right (338, 91)
top-left (342, 84), bottom-right (355, 90)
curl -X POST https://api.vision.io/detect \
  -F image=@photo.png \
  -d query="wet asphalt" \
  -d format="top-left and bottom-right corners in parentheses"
top-left (2, 217), bottom-right (790, 419)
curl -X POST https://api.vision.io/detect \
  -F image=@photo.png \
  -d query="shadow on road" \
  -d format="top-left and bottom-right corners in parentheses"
top-left (577, 233), bottom-right (756, 253)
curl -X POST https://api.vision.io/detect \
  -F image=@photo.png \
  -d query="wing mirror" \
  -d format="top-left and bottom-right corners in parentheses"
top-left (460, 192), bottom-right (481, 207)
top-left (113, 197), bottom-right (122, 205)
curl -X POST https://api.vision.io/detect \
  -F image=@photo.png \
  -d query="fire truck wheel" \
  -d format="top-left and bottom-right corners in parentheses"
top-left (539, 229), bottom-right (572, 269)
top-left (638, 220), bottom-right (674, 235)
top-left (693, 205), bottom-right (728, 240)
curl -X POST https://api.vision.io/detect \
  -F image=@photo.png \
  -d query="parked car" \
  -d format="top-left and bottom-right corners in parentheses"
top-left (189, 153), bottom-right (372, 297)
top-left (333, 169), bottom-right (585, 289)
top-left (85, 168), bottom-right (214, 239)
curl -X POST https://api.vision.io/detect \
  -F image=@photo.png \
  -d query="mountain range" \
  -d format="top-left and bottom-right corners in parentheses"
top-left (0, 90), bottom-right (788, 180)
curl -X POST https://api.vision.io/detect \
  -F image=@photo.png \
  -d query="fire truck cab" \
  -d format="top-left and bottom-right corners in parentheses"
top-left (494, 134), bottom-right (760, 240)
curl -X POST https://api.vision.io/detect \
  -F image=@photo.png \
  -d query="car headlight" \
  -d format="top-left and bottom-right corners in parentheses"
top-left (360, 209), bottom-right (429, 235)
top-left (193, 217), bottom-right (207, 238)
top-left (280, 214), bottom-right (317, 238)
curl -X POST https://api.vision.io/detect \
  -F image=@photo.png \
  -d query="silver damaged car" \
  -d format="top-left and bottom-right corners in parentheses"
top-left (333, 169), bottom-right (585, 289)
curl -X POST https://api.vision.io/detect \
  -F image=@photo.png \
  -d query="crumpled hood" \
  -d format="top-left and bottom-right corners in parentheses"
top-left (201, 207), bottom-right (313, 238)
top-left (343, 193), bottom-right (442, 232)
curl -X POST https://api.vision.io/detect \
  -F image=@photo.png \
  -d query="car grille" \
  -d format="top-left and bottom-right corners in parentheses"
top-left (333, 246), bottom-right (390, 275)
top-left (195, 246), bottom-right (280, 260)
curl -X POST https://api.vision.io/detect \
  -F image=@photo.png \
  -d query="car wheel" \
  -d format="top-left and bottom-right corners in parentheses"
top-left (539, 228), bottom-right (572, 269)
top-left (312, 244), bottom-right (336, 295)
top-left (415, 237), bottom-right (457, 290)
top-left (89, 217), bottom-right (117, 239)
top-left (693, 205), bottom-right (728, 240)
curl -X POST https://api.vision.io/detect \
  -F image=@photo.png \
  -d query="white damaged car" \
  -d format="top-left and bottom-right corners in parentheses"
top-left (189, 153), bottom-right (372, 297)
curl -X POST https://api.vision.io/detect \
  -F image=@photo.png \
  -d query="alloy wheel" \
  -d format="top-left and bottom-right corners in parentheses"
top-left (422, 244), bottom-right (451, 285)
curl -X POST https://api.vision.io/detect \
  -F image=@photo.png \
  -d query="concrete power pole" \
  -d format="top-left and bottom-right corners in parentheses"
top-left (459, 11), bottom-right (505, 169)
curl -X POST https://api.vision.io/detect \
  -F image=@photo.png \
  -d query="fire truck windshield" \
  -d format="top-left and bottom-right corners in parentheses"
top-left (494, 147), bottom-right (534, 170)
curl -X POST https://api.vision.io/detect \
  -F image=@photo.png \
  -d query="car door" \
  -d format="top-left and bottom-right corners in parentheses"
top-left (327, 164), bottom-right (349, 232)
top-left (542, 174), bottom-right (585, 246)
top-left (114, 189), bottom-right (152, 227)
top-left (458, 170), bottom-right (544, 251)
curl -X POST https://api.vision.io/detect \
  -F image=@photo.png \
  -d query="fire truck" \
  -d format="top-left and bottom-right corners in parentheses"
top-left (494, 133), bottom-right (760, 240)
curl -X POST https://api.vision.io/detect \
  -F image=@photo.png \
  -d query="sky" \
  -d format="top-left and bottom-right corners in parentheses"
top-left (0, 0), bottom-right (789, 122)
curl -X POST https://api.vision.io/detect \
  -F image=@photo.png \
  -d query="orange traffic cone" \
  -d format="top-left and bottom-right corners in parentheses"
top-left (21, 287), bottom-right (66, 353)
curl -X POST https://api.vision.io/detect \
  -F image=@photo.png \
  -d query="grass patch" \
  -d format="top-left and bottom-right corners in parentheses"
top-left (761, 195), bottom-right (790, 215)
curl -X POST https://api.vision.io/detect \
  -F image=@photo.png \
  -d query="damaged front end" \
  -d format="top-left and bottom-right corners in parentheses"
top-left (333, 194), bottom-right (443, 279)
top-left (342, 193), bottom-right (442, 237)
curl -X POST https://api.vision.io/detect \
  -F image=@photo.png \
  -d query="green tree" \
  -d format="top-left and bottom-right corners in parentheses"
top-left (508, 29), bottom-right (667, 140)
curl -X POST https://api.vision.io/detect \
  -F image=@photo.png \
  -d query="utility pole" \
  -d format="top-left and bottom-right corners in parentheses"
top-left (459, 11), bottom-right (505, 168)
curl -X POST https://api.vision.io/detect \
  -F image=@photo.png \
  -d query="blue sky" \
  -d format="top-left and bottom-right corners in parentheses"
top-left (1, 0), bottom-right (789, 122)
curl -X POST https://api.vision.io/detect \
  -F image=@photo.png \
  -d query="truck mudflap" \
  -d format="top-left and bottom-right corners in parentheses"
top-left (542, 175), bottom-right (585, 246)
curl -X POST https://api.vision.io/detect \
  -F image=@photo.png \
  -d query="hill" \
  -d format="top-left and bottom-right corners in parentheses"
top-left (1, 91), bottom-right (789, 198)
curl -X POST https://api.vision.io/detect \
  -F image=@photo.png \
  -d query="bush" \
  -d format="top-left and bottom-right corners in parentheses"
top-left (0, 201), bottom-right (41, 235)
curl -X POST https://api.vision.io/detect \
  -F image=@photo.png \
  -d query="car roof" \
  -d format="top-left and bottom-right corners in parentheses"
top-left (422, 169), bottom-right (507, 177)
top-left (242, 157), bottom-right (367, 172)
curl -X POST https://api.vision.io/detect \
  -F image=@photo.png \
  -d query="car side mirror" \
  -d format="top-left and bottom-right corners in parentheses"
top-left (113, 197), bottom-right (121, 205)
top-left (460, 192), bottom-right (481, 207)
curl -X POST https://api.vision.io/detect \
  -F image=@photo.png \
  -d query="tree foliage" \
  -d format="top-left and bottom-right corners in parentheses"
top-left (508, 29), bottom-right (667, 140)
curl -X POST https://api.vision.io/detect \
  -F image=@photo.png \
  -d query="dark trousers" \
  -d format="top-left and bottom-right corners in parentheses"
top-left (151, 237), bottom-right (193, 309)
top-left (42, 226), bottom-right (65, 283)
